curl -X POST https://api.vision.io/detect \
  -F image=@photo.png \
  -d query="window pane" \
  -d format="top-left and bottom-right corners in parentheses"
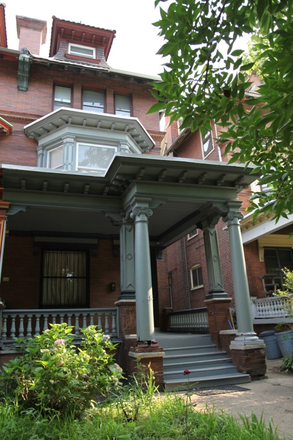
top-left (202, 130), bottom-right (214, 157)
top-left (48, 146), bottom-right (64, 169)
top-left (69, 44), bottom-right (95, 58)
top-left (42, 250), bottom-right (87, 307)
top-left (78, 144), bottom-right (116, 175)
top-left (54, 86), bottom-right (71, 110)
top-left (83, 90), bottom-right (104, 113)
top-left (115, 94), bottom-right (131, 116)
top-left (191, 265), bottom-right (203, 289)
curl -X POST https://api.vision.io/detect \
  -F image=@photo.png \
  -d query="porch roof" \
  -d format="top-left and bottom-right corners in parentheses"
top-left (1, 155), bottom-right (258, 248)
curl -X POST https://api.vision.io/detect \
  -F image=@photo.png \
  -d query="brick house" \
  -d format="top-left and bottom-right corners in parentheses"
top-left (0, 6), bottom-right (272, 383)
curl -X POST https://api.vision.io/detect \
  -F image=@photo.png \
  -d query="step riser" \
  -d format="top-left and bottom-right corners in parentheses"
top-left (156, 334), bottom-right (212, 348)
top-left (164, 346), bottom-right (217, 356)
top-left (164, 367), bottom-right (238, 381)
top-left (164, 375), bottom-right (251, 391)
top-left (163, 359), bottom-right (232, 372)
top-left (163, 353), bottom-right (229, 365)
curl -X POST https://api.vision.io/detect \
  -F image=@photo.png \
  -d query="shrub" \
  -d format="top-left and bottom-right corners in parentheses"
top-left (0, 324), bottom-right (123, 417)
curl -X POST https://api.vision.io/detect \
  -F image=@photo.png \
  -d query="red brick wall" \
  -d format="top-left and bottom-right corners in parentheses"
top-left (244, 240), bottom-right (266, 298)
top-left (0, 236), bottom-right (121, 309)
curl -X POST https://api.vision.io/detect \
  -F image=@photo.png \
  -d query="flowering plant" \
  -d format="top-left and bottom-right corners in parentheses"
top-left (0, 323), bottom-right (123, 417)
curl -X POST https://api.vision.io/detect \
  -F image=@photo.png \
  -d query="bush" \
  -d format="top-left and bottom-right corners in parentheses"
top-left (0, 324), bottom-right (123, 417)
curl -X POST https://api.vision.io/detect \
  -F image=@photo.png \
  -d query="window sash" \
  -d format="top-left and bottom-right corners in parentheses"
top-left (69, 43), bottom-right (95, 59)
top-left (83, 90), bottom-right (104, 113)
top-left (77, 143), bottom-right (116, 175)
top-left (115, 94), bottom-right (131, 117)
top-left (54, 86), bottom-right (71, 110)
top-left (48, 146), bottom-right (64, 169)
top-left (190, 265), bottom-right (203, 289)
top-left (202, 129), bottom-right (214, 158)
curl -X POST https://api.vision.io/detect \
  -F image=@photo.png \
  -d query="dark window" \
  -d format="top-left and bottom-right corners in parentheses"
top-left (264, 247), bottom-right (293, 290)
top-left (42, 250), bottom-right (88, 307)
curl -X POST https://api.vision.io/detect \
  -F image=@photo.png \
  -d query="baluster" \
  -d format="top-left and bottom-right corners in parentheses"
top-left (52, 315), bottom-right (56, 324)
top-left (60, 313), bottom-right (64, 324)
top-left (74, 314), bottom-right (80, 335)
top-left (90, 313), bottom-right (94, 326)
top-left (10, 315), bottom-right (16, 338)
top-left (105, 313), bottom-right (109, 334)
top-left (27, 316), bottom-right (32, 338)
top-left (35, 315), bottom-right (40, 335)
top-left (67, 314), bottom-right (72, 326)
top-left (2, 316), bottom-right (7, 340)
top-left (112, 313), bottom-right (117, 335)
top-left (97, 313), bottom-right (102, 330)
top-left (19, 316), bottom-right (24, 337)
top-left (43, 314), bottom-right (48, 331)
top-left (82, 313), bottom-right (87, 328)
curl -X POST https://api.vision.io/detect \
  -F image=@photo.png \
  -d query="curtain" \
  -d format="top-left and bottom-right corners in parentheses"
top-left (42, 250), bottom-right (86, 307)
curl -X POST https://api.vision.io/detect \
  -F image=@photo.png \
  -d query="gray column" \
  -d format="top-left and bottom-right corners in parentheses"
top-left (119, 221), bottom-right (135, 299)
top-left (224, 206), bottom-right (260, 344)
top-left (202, 219), bottom-right (227, 299)
top-left (131, 205), bottom-right (154, 342)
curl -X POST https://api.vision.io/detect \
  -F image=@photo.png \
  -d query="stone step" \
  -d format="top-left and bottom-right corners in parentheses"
top-left (164, 372), bottom-right (251, 391)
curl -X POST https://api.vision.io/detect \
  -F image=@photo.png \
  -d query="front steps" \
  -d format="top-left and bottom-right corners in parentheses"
top-left (154, 332), bottom-right (251, 391)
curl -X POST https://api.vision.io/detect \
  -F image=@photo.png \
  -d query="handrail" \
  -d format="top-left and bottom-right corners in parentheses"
top-left (0, 307), bottom-right (119, 344)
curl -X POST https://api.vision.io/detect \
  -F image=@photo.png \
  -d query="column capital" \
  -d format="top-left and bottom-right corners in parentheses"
top-left (104, 211), bottom-right (126, 226)
top-left (130, 206), bottom-right (153, 219)
top-left (223, 210), bottom-right (243, 223)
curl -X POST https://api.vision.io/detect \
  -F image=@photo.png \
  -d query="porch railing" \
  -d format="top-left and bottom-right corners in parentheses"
top-left (168, 307), bottom-right (209, 333)
top-left (251, 296), bottom-right (290, 319)
top-left (0, 307), bottom-right (119, 346)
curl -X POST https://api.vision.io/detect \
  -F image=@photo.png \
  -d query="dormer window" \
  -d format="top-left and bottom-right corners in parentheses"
top-left (68, 43), bottom-right (96, 59)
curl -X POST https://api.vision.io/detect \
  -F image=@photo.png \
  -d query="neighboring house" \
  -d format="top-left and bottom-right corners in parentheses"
top-left (163, 73), bottom-right (293, 333)
top-left (0, 6), bottom-right (268, 381)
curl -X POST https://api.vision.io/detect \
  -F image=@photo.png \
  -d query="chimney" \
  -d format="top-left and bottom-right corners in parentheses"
top-left (16, 16), bottom-right (47, 55)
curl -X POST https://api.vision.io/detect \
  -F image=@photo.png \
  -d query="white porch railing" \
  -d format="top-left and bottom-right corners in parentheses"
top-left (251, 297), bottom-right (290, 319)
top-left (169, 308), bottom-right (209, 333)
top-left (0, 307), bottom-right (119, 345)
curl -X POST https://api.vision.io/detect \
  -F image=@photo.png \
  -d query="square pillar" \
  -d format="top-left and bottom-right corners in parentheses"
top-left (128, 342), bottom-right (165, 389)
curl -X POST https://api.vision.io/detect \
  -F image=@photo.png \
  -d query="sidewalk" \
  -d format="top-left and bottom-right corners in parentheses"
top-left (191, 359), bottom-right (293, 440)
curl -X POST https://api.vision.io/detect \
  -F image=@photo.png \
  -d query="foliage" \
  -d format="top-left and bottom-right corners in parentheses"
top-left (0, 324), bottom-right (123, 417)
top-left (281, 353), bottom-right (293, 371)
top-left (0, 392), bottom-right (283, 440)
top-left (275, 267), bottom-right (293, 322)
top-left (151, 0), bottom-right (293, 221)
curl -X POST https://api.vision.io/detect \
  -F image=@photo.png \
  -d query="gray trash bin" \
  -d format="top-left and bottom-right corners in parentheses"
top-left (260, 330), bottom-right (282, 359)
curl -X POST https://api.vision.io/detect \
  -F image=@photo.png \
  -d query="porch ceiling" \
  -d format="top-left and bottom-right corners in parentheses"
top-left (1, 155), bottom-right (258, 248)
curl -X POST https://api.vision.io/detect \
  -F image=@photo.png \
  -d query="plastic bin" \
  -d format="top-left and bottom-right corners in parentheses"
top-left (275, 330), bottom-right (293, 357)
top-left (260, 330), bottom-right (282, 359)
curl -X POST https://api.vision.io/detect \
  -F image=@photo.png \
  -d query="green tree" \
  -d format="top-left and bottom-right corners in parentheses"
top-left (150, 0), bottom-right (293, 220)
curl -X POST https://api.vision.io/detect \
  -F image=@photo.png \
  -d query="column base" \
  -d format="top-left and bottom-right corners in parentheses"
top-left (230, 337), bottom-right (266, 378)
top-left (205, 290), bottom-right (229, 300)
top-left (117, 290), bottom-right (135, 300)
top-left (128, 341), bottom-right (165, 389)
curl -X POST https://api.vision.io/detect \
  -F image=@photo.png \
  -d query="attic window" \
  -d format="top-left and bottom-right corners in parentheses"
top-left (68, 43), bottom-right (96, 59)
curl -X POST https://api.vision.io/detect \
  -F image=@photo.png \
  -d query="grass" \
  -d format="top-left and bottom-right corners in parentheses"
top-left (0, 392), bottom-right (285, 440)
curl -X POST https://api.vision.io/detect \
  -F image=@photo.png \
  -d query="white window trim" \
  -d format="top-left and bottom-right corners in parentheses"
top-left (201, 129), bottom-right (215, 159)
top-left (190, 264), bottom-right (204, 290)
top-left (68, 43), bottom-right (96, 59)
top-left (187, 229), bottom-right (198, 240)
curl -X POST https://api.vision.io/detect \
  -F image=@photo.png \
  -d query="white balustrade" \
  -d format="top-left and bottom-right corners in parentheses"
top-left (251, 296), bottom-right (290, 319)
top-left (0, 308), bottom-right (119, 343)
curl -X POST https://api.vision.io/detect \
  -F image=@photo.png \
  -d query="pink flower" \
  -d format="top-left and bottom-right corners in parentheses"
top-left (103, 335), bottom-right (110, 339)
top-left (54, 339), bottom-right (65, 345)
top-left (183, 369), bottom-right (191, 376)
